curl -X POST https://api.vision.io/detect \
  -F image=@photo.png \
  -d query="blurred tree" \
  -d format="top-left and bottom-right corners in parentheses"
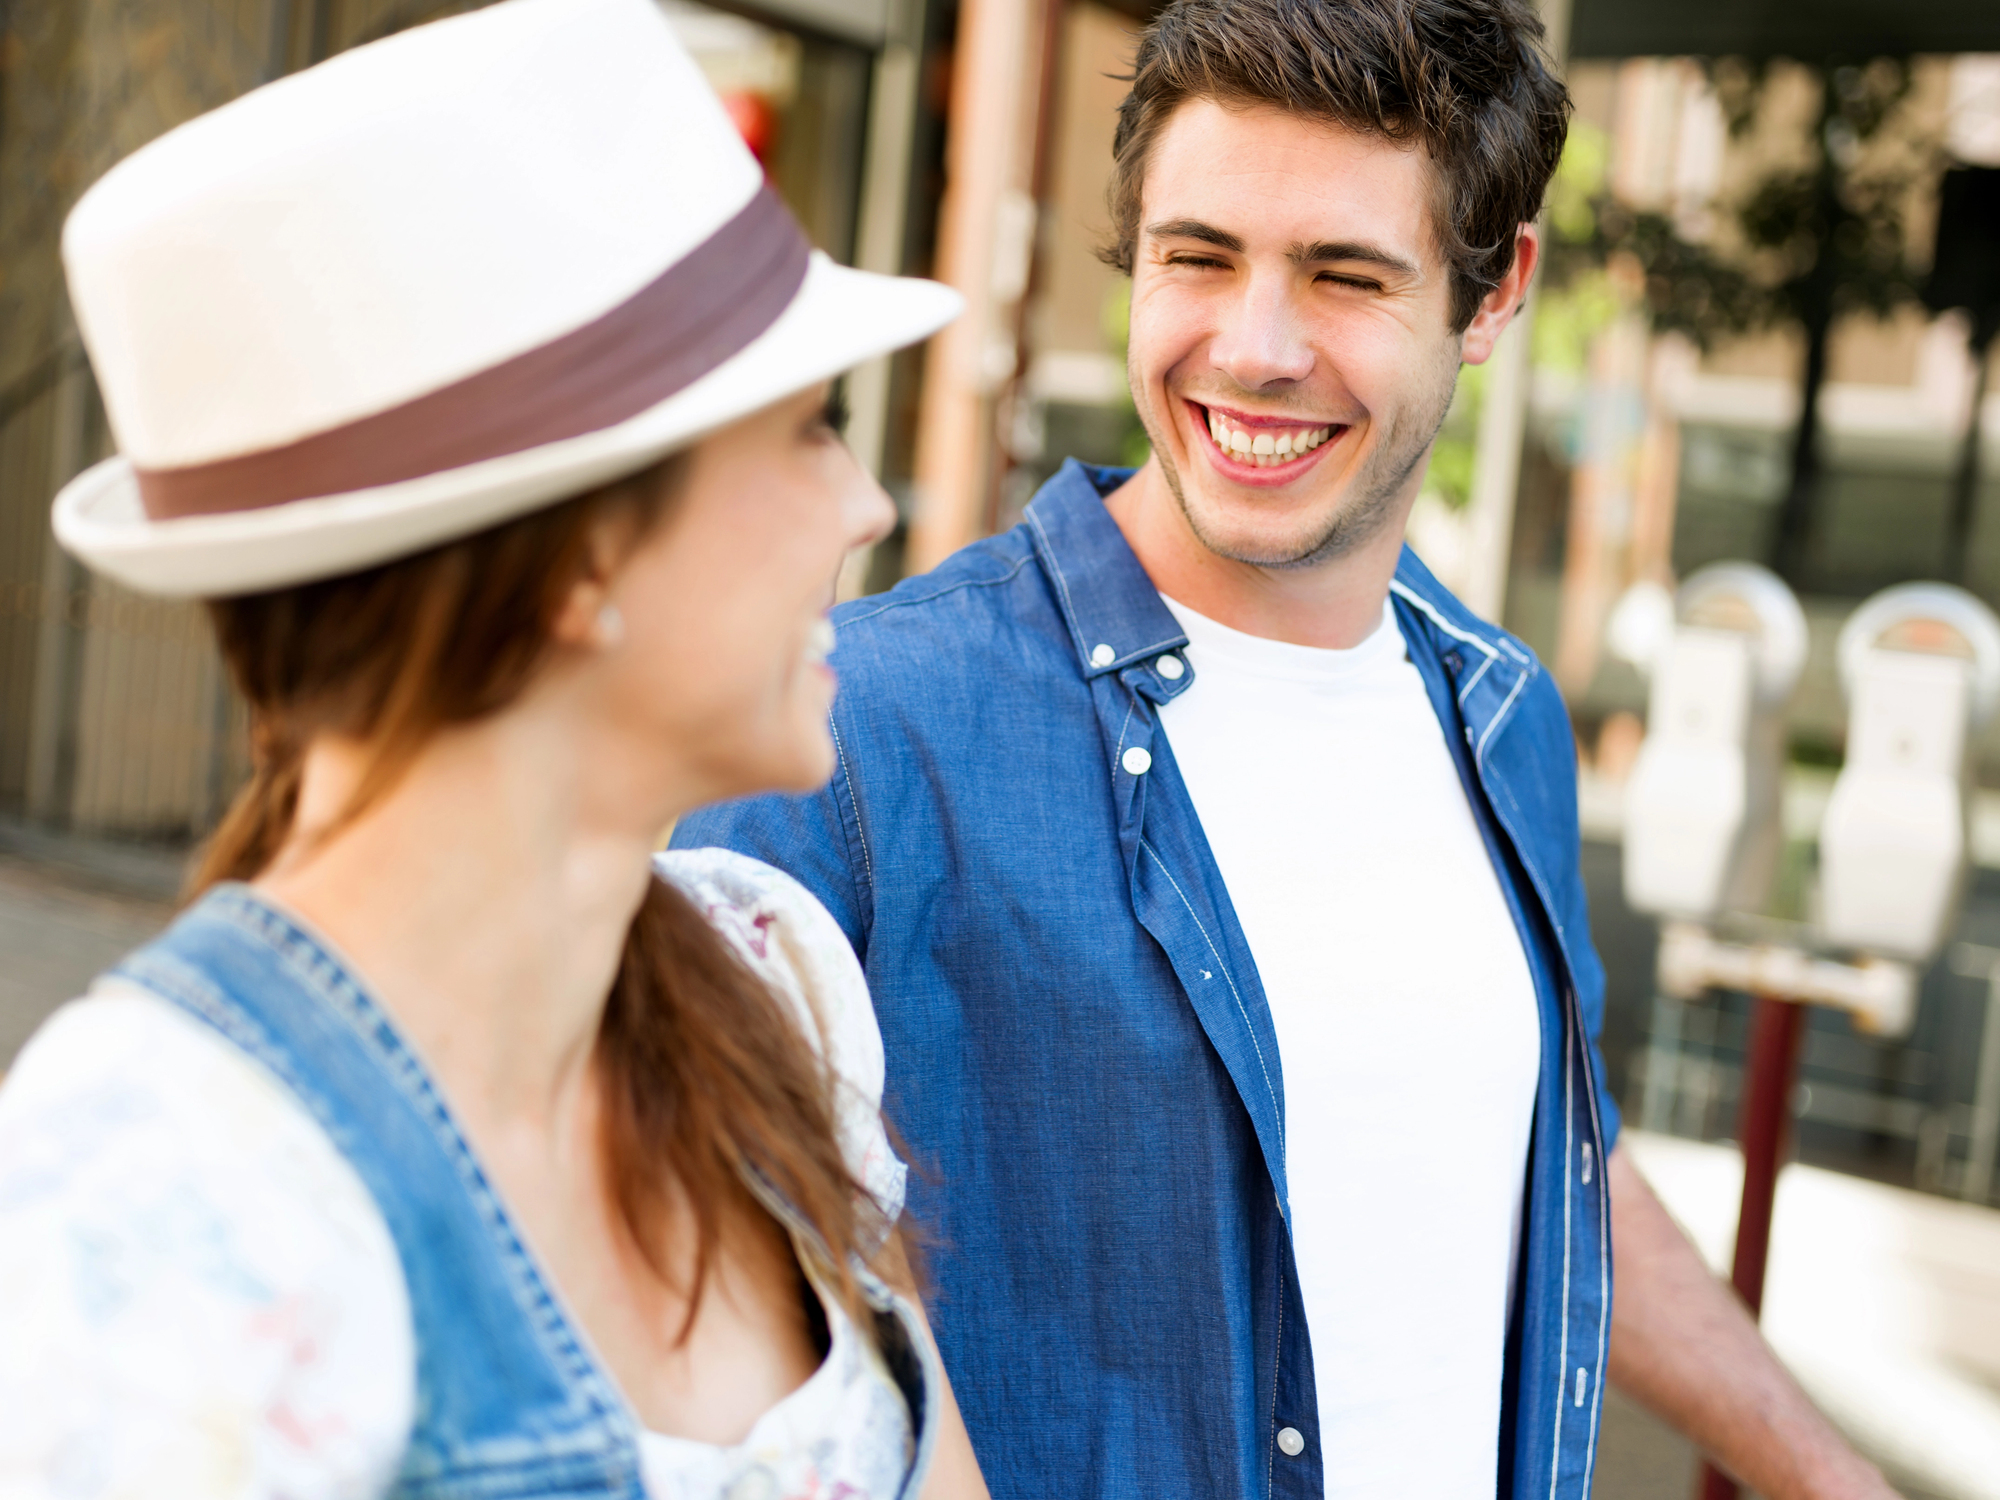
top-left (1544, 60), bottom-right (1934, 586)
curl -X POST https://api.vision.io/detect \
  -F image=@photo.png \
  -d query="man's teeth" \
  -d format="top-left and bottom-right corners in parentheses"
top-left (1206, 410), bottom-right (1335, 467)
top-left (806, 616), bottom-right (836, 665)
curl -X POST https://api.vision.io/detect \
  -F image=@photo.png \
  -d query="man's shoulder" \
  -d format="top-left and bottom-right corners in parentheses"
top-left (838, 527), bottom-right (1036, 624)
top-left (1389, 543), bottom-right (1582, 809)
top-left (830, 523), bottom-right (1066, 683)
top-left (1390, 544), bottom-right (1540, 673)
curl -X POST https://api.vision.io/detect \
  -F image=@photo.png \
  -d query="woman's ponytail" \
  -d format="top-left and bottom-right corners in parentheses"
top-left (187, 719), bottom-right (305, 895)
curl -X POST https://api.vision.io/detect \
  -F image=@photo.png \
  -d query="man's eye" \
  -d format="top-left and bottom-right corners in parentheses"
top-left (1167, 254), bottom-right (1228, 270)
top-left (1317, 273), bottom-right (1382, 292)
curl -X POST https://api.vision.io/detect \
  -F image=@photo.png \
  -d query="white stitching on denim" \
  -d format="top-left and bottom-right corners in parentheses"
top-left (1455, 652), bottom-right (1495, 705)
top-left (1026, 508), bottom-right (1090, 663)
top-left (838, 553), bottom-right (1033, 628)
top-left (1111, 696), bottom-right (1136, 778)
top-left (1578, 989), bottom-right (1615, 1485)
top-left (1270, 1257), bottom-right (1285, 1497)
top-left (1390, 579), bottom-right (1499, 657)
top-left (1442, 674), bottom-right (1609, 1494)
top-left (829, 713), bottom-right (874, 897)
top-left (1549, 1019), bottom-right (1576, 1500)
top-left (1476, 669), bottom-right (1529, 761)
top-left (1139, 838), bottom-right (1284, 1164)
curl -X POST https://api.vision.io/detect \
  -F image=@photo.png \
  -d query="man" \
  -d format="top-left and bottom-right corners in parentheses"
top-left (676, 2), bottom-right (1897, 1496)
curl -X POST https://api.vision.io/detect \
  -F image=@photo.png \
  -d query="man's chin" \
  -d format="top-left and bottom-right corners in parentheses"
top-left (1173, 480), bottom-right (1348, 570)
top-left (1181, 510), bottom-right (1345, 571)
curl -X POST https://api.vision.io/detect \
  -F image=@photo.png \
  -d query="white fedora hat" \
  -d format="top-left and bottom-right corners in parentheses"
top-left (53, 0), bottom-right (961, 598)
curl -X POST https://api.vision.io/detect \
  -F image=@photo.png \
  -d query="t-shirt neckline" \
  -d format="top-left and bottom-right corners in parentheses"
top-left (1159, 593), bottom-right (1403, 683)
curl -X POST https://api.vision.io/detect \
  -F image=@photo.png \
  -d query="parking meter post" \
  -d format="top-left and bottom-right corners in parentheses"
top-left (1694, 991), bottom-right (1807, 1500)
top-left (1699, 1460), bottom-right (1739, 1500)
top-left (1729, 994), bottom-right (1805, 1314)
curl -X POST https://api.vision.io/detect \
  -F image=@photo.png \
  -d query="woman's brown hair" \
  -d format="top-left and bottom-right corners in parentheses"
top-left (193, 458), bottom-right (898, 1335)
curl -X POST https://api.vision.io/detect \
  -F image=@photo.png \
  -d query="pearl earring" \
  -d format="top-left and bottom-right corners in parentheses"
top-left (596, 602), bottom-right (625, 648)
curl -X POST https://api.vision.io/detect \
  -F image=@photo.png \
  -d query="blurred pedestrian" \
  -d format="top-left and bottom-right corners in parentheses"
top-left (0, 2), bottom-right (985, 1497)
top-left (677, 1), bottom-right (1899, 1497)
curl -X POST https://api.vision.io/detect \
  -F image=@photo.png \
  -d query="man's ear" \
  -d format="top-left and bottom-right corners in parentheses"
top-left (1458, 223), bottom-right (1540, 366)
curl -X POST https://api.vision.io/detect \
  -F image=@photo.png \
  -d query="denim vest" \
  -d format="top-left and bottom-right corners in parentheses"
top-left (113, 884), bottom-right (937, 1500)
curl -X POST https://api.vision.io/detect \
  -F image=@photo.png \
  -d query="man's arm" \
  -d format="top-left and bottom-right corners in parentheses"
top-left (1607, 1144), bottom-right (1895, 1498)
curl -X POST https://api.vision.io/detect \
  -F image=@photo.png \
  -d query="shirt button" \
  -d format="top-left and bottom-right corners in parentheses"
top-left (1090, 643), bottom-right (1115, 668)
top-left (1277, 1426), bottom-right (1305, 1457)
top-left (1121, 746), bottom-right (1152, 775)
top-left (1156, 653), bottom-right (1185, 680)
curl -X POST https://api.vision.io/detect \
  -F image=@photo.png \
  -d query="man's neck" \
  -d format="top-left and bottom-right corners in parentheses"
top-left (1101, 459), bottom-right (1408, 650)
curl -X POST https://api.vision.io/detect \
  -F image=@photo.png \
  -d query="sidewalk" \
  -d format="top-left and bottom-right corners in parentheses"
top-left (0, 850), bottom-right (173, 1067)
top-left (1618, 1130), bottom-right (2000, 1500)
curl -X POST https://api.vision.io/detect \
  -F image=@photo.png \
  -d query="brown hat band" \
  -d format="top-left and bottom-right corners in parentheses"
top-left (135, 184), bottom-right (811, 521)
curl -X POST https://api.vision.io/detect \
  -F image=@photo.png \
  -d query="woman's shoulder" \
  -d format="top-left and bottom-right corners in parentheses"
top-left (652, 848), bottom-right (904, 1222)
top-left (0, 982), bottom-right (413, 1497)
top-left (651, 846), bottom-right (878, 1074)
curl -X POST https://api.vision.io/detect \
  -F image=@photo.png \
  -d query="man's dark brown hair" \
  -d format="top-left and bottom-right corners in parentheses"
top-left (1105, 0), bottom-right (1570, 332)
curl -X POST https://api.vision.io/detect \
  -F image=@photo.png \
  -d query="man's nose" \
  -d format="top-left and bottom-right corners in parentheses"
top-left (1206, 270), bottom-right (1315, 390)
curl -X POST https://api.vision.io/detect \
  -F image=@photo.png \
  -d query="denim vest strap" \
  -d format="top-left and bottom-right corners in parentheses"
top-left (115, 885), bottom-right (647, 1500)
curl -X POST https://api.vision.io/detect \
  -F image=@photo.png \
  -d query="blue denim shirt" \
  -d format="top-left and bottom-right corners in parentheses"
top-left (114, 884), bottom-right (939, 1499)
top-left (675, 460), bottom-right (1620, 1500)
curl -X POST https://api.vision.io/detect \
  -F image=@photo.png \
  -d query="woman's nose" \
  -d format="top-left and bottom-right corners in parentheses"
top-left (845, 464), bottom-right (897, 551)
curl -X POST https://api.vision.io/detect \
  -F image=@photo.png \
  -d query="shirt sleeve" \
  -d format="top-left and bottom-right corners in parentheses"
top-left (651, 849), bottom-right (907, 1238)
top-left (671, 781), bottom-right (871, 959)
top-left (0, 988), bottom-right (414, 1500)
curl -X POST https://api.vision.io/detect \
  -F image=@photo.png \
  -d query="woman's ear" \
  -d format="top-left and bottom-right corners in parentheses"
top-left (549, 506), bottom-right (639, 650)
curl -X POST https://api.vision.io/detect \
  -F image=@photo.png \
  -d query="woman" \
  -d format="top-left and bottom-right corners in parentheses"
top-left (0, 2), bottom-right (986, 1497)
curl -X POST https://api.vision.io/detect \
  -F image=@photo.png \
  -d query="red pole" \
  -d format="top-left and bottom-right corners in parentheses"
top-left (1697, 994), bottom-right (1808, 1500)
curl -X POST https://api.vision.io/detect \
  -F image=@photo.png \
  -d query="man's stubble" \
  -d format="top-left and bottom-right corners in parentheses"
top-left (1135, 350), bottom-right (1463, 573)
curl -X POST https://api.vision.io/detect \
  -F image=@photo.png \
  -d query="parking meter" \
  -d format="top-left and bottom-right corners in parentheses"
top-left (1623, 563), bottom-right (1808, 921)
top-left (1818, 583), bottom-right (2000, 963)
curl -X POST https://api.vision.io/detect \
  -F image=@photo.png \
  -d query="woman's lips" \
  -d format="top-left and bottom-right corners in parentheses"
top-left (1189, 401), bottom-right (1348, 482)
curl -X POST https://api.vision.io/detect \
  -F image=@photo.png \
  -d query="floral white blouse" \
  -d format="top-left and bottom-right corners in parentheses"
top-left (0, 849), bottom-right (913, 1500)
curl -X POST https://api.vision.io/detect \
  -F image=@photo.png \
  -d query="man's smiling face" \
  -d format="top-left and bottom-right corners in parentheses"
top-left (1126, 97), bottom-right (1468, 570)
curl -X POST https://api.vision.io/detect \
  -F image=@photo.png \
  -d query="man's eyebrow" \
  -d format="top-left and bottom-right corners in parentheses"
top-left (1144, 219), bottom-right (1245, 252)
top-left (1289, 240), bottom-right (1420, 277)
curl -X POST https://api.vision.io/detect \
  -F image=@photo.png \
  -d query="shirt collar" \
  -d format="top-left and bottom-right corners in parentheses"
top-left (1024, 457), bottom-right (1530, 696)
top-left (1023, 459), bottom-right (1191, 682)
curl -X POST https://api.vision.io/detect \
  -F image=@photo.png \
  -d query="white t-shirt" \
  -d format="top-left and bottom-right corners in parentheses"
top-left (1157, 595), bottom-right (1542, 1500)
top-left (0, 850), bottom-right (913, 1500)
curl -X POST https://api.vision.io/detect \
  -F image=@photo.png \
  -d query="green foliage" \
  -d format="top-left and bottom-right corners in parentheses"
top-left (1102, 281), bottom-right (1131, 351)
top-left (1533, 270), bottom-right (1623, 374)
top-left (1540, 61), bottom-right (1930, 352)
top-left (1426, 362), bottom-right (1485, 510)
top-left (1545, 121), bottom-right (1609, 245)
top-left (1102, 281), bottom-right (1150, 468)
